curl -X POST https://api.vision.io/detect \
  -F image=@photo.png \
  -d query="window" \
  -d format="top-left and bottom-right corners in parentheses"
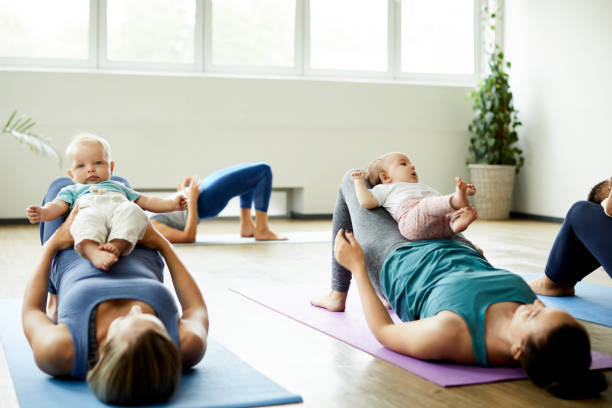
top-left (105, 0), bottom-right (196, 65)
top-left (0, 0), bottom-right (89, 60)
top-left (309, 0), bottom-right (387, 72)
top-left (400, 0), bottom-right (475, 75)
top-left (0, 0), bottom-right (480, 83)
top-left (208, 0), bottom-right (296, 69)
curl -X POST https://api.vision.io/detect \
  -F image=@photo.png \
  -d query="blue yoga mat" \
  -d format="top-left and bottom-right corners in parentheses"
top-left (520, 273), bottom-right (612, 327)
top-left (0, 300), bottom-right (302, 408)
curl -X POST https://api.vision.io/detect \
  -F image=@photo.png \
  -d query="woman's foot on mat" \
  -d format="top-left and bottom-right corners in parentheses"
top-left (311, 290), bottom-right (348, 312)
top-left (529, 275), bottom-right (575, 296)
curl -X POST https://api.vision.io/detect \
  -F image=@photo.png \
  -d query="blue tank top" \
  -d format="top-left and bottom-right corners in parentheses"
top-left (380, 239), bottom-right (536, 366)
top-left (50, 247), bottom-right (180, 379)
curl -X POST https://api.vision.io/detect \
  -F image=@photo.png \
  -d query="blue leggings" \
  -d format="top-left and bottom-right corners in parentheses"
top-left (197, 162), bottom-right (273, 219)
top-left (545, 201), bottom-right (612, 284)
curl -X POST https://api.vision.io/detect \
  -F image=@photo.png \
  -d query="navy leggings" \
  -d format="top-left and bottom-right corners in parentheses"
top-left (197, 162), bottom-right (273, 219)
top-left (545, 201), bottom-right (612, 284)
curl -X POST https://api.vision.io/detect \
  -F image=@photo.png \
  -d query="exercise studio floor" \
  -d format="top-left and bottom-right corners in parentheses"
top-left (1, 218), bottom-right (611, 408)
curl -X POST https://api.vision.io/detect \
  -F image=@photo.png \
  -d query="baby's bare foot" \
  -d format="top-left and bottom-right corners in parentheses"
top-left (529, 276), bottom-right (575, 297)
top-left (88, 249), bottom-right (119, 271)
top-left (99, 243), bottom-right (120, 256)
top-left (451, 177), bottom-right (470, 209)
top-left (254, 228), bottom-right (288, 241)
top-left (311, 290), bottom-right (347, 312)
top-left (451, 207), bottom-right (478, 233)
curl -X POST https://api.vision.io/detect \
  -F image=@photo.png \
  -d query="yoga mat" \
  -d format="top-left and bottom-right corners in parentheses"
top-left (0, 300), bottom-right (302, 408)
top-left (191, 231), bottom-right (330, 245)
top-left (519, 272), bottom-right (612, 327)
top-left (230, 286), bottom-right (612, 387)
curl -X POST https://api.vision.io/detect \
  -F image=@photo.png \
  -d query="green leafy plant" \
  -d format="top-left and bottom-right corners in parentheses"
top-left (3, 110), bottom-right (62, 167)
top-left (467, 8), bottom-right (524, 173)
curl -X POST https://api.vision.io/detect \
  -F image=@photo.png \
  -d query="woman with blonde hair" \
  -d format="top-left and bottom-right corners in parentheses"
top-left (22, 176), bottom-right (209, 405)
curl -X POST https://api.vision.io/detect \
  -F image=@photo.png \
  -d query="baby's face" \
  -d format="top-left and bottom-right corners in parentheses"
top-left (67, 141), bottom-right (113, 184)
top-left (382, 153), bottom-right (418, 184)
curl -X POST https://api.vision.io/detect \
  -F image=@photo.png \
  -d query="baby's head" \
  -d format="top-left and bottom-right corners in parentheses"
top-left (367, 152), bottom-right (418, 186)
top-left (65, 133), bottom-right (114, 184)
top-left (588, 179), bottom-right (611, 204)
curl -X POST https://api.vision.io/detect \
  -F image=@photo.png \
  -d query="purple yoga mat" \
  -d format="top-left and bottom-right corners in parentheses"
top-left (230, 286), bottom-right (612, 387)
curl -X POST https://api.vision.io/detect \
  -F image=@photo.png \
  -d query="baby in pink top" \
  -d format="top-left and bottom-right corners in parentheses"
top-left (352, 152), bottom-right (477, 241)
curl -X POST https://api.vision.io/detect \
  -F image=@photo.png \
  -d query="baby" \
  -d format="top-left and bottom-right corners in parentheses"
top-left (588, 177), bottom-right (612, 217)
top-left (27, 133), bottom-right (187, 270)
top-left (353, 152), bottom-right (477, 241)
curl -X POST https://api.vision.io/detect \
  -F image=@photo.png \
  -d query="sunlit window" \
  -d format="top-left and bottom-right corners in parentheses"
top-left (401, 0), bottom-right (475, 74)
top-left (309, 0), bottom-right (387, 72)
top-left (0, 0), bottom-right (89, 59)
top-left (210, 0), bottom-right (295, 67)
top-left (106, 0), bottom-right (196, 63)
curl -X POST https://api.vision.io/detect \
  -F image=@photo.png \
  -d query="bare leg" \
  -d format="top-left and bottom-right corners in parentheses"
top-left (529, 275), bottom-right (575, 296)
top-left (311, 290), bottom-right (348, 312)
top-left (100, 238), bottom-right (131, 257)
top-left (78, 239), bottom-right (119, 271)
top-left (254, 210), bottom-right (287, 241)
top-left (240, 208), bottom-right (256, 237)
top-left (451, 207), bottom-right (478, 233)
top-left (450, 177), bottom-right (470, 210)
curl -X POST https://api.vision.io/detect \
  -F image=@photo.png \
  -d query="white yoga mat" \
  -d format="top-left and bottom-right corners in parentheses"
top-left (189, 231), bottom-right (331, 245)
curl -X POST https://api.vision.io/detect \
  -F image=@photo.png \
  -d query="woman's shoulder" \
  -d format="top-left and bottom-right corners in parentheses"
top-left (31, 323), bottom-right (74, 377)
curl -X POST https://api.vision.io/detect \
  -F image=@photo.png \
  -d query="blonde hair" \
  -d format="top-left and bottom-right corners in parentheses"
top-left (87, 329), bottom-right (181, 405)
top-left (65, 133), bottom-right (112, 164)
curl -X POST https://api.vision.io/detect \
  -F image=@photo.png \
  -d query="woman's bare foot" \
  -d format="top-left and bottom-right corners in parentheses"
top-left (80, 240), bottom-right (119, 271)
top-left (253, 210), bottom-right (287, 240)
top-left (451, 207), bottom-right (478, 233)
top-left (240, 208), bottom-right (256, 237)
top-left (451, 177), bottom-right (471, 209)
top-left (311, 290), bottom-right (348, 312)
top-left (254, 227), bottom-right (287, 241)
top-left (529, 275), bottom-right (575, 296)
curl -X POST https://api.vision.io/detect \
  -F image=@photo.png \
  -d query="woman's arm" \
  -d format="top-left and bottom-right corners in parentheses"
top-left (150, 177), bottom-right (200, 243)
top-left (22, 211), bottom-right (77, 376)
top-left (139, 224), bottom-right (208, 368)
top-left (334, 229), bottom-right (468, 362)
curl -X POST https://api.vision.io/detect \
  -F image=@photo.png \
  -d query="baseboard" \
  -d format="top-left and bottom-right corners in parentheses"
top-left (0, 218), bottom-right (31, 225)
top-left (289, 211), bottom-right (333, 220)
top-left (510, 212), bottom-right (563, 223)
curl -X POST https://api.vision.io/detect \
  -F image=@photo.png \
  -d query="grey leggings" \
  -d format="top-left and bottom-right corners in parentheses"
top-left (331, 170), bottom-right (474, 293)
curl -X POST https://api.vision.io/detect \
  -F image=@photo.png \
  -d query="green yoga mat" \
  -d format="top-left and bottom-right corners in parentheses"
top-left (0, 300), bottom-right (302, 408)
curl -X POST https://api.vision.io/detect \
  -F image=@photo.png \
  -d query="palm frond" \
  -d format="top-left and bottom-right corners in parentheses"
top-left (3, 110), bottom-right (62, 167)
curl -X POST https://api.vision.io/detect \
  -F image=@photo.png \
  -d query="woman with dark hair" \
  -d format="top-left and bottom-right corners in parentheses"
top-left (312, 162), bottom-right (607, 399)
top-left (530, 176), bottom-right (612, 296)
top-left (22, 177), bottom-right (209, 405)
top-left (149, 163), bottom-right (285, 243)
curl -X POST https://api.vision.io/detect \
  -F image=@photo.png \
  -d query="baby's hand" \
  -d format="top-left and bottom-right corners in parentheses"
top-left (174, 194), bottom-right (188, 211)
top-left (351, 171), bottom-right (366, 182)
top-left (26, 205), bottom-right (47, 224)
top-left (466, 184), bottom-right (476, 196)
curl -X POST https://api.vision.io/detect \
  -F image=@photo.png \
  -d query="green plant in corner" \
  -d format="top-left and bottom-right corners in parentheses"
top-left (467, 8), bottom-right (524, 173)
top-left (2, 110), bottom-right (62, 167)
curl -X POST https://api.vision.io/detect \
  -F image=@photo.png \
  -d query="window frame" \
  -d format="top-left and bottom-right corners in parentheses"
top-left (0, 0), bottom-right (483, 85)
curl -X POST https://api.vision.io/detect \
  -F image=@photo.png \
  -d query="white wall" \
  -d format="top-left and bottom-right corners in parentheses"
top-left (505, 0), bottom-right (612, 218)
top-left (0, 70), bottom-right (472, 219)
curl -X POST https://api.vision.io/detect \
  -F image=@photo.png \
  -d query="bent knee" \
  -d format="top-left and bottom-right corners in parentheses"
top-left (566, 200), bottom-right (597, 220)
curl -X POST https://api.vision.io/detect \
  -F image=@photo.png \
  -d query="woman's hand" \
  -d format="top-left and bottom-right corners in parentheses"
top-left (334, 229), bottom-right (366, 273)
top-left (44, 205), bottom-right (78, 251)
top-left (185, 175), bottom-right (200, 201)
top-left (138, 222), bottom-right (169, 250)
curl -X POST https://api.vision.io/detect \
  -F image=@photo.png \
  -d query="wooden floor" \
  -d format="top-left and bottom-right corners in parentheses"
top-left (1, 218), bottom-right (611, 408)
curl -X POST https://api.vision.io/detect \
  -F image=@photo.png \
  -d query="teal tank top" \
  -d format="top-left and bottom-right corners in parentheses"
top-left (380, 239), bottom-right (536, 366)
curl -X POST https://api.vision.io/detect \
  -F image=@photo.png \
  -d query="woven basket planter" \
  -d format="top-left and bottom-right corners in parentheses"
top-left (468, 164), bottom-right (516, 220)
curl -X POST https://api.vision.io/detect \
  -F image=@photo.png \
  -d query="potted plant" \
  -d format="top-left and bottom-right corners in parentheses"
top-left (466, 7), bottom-right (524, 219)
top-left (3, 110), bottom-right (62, 167)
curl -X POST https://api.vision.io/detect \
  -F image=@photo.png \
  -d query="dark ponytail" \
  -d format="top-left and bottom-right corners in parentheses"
top-left (520, 324), bottom-right (608, 399)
